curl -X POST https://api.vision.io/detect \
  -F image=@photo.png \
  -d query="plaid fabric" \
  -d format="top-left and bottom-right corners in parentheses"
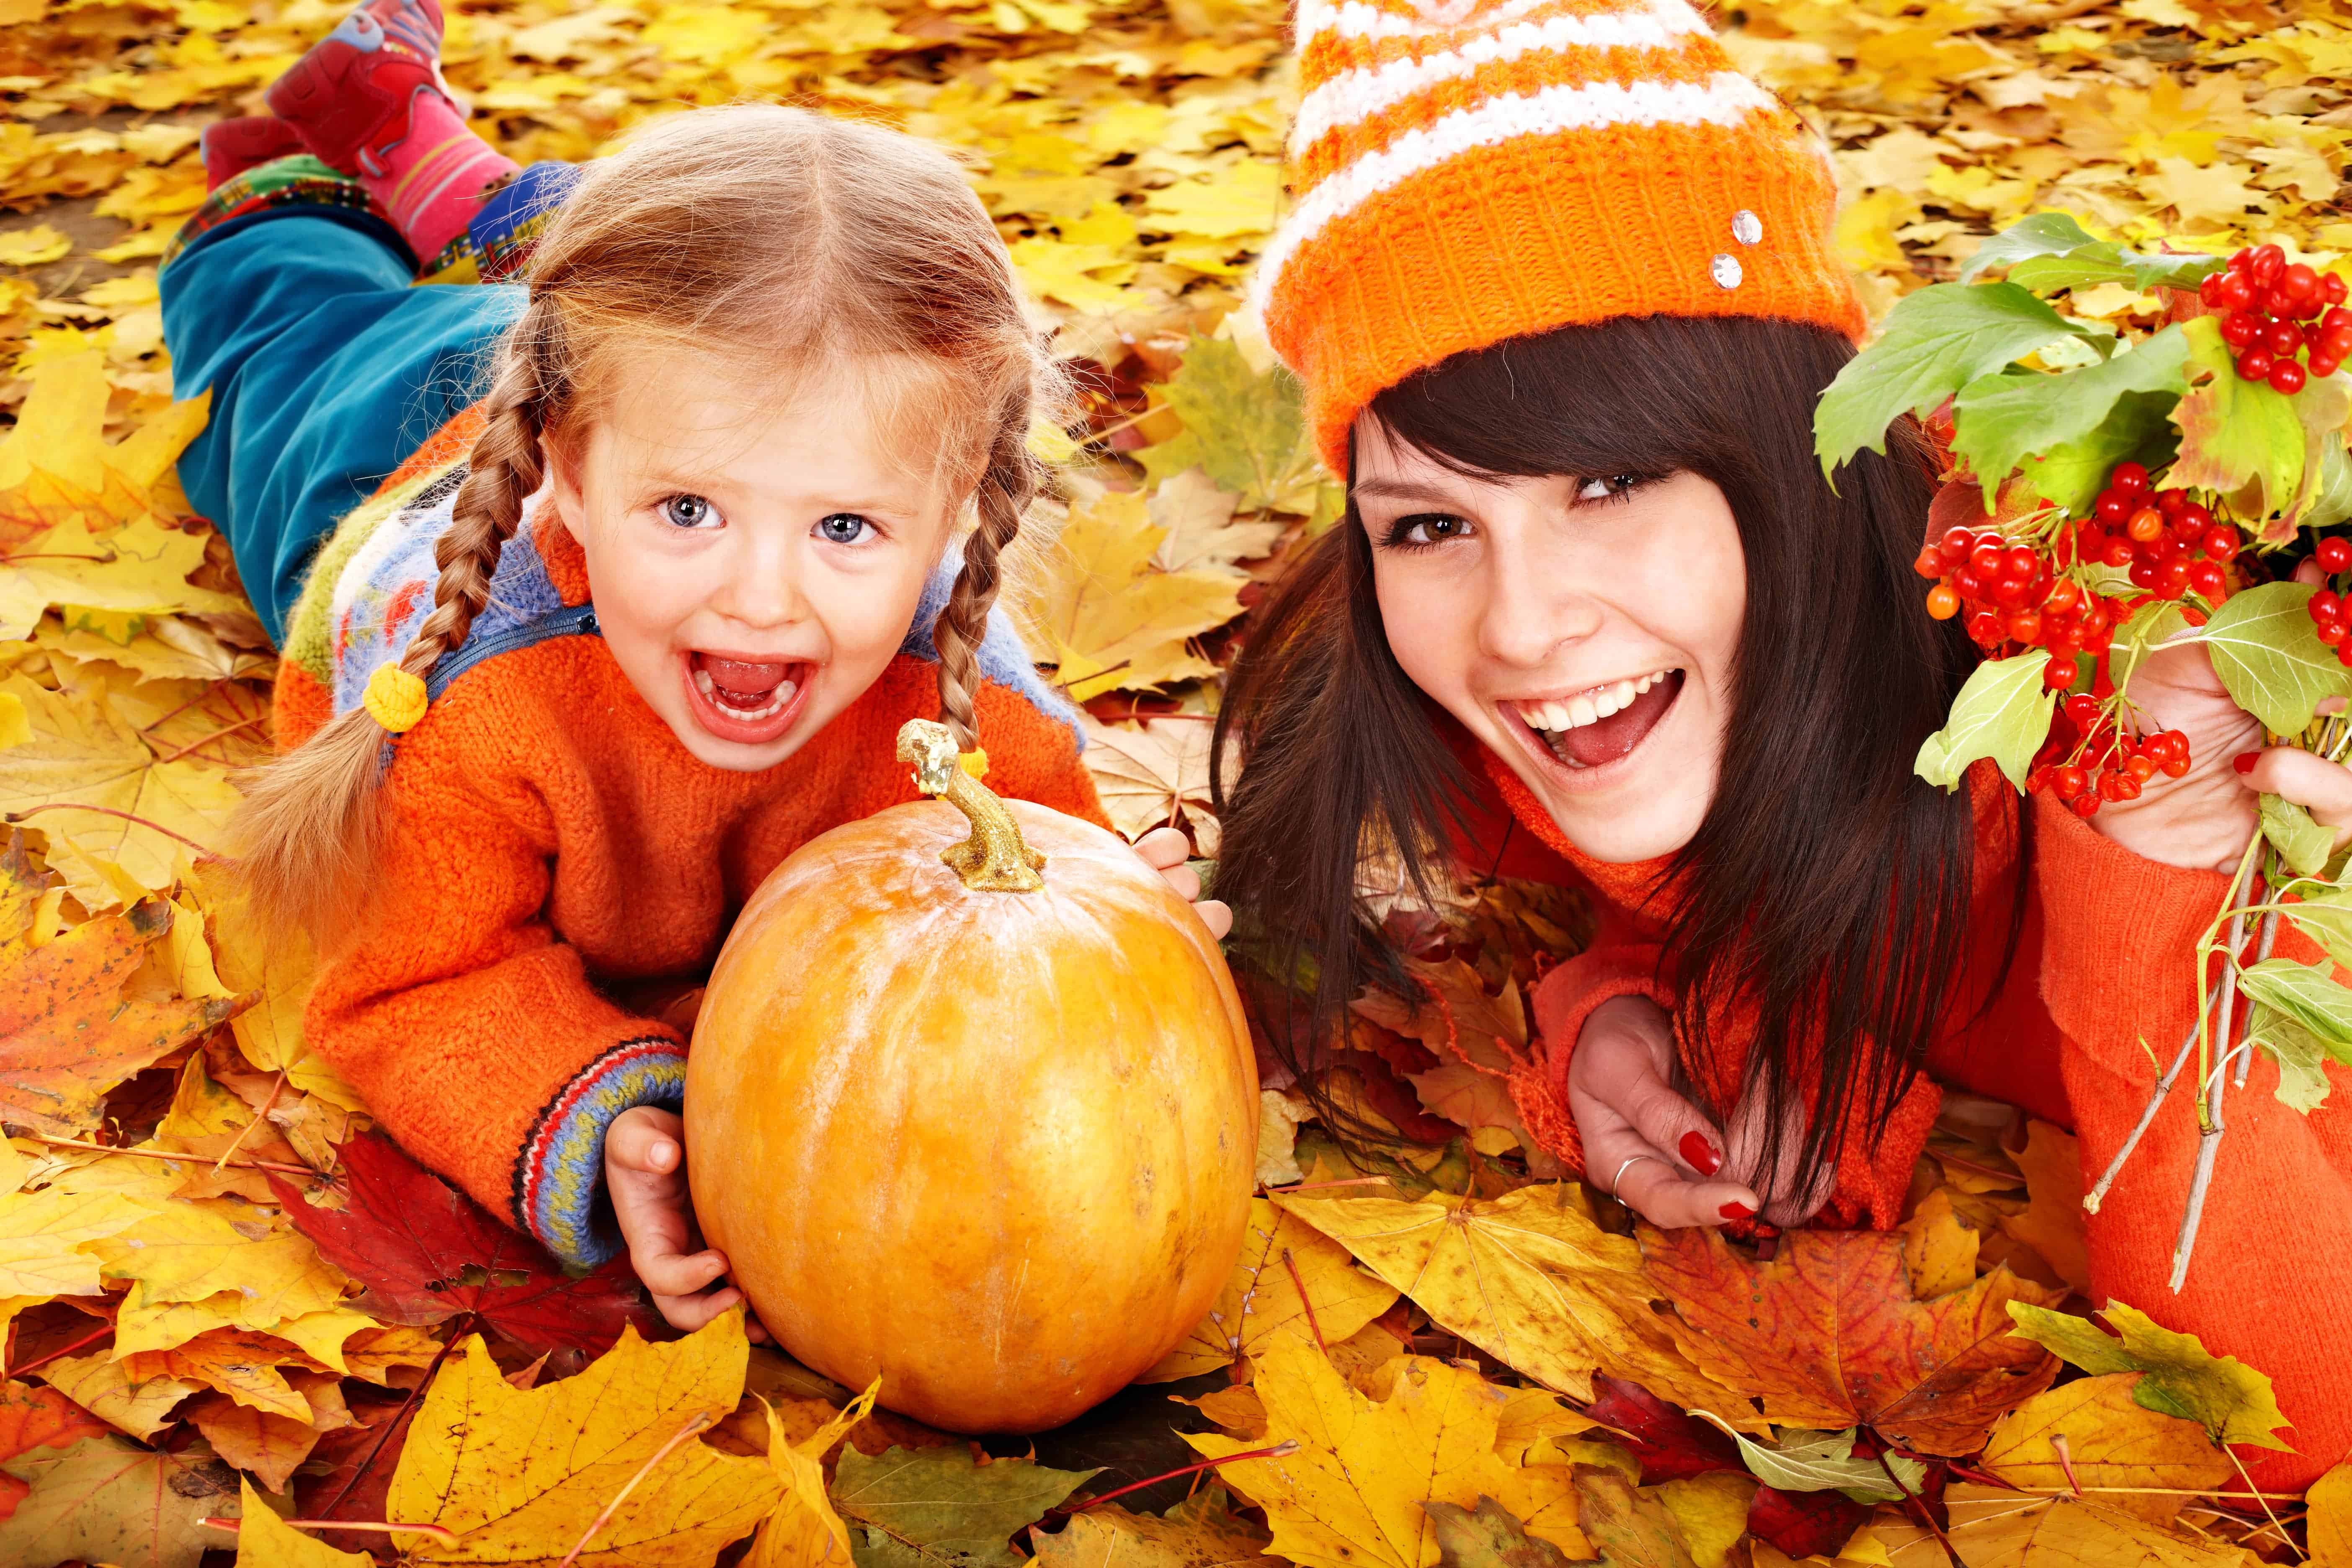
top-left (164, 154), bottom-right (395, 269)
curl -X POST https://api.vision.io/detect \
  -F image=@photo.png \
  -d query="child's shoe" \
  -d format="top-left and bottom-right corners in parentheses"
top-left (265, 0), bottom-right (518, 268)
top-left (200, 116), bottom-right (306, 191)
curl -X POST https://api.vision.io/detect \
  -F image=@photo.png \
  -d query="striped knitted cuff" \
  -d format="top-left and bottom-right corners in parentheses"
top-left (513, 1037), bottom-right (687, 1271)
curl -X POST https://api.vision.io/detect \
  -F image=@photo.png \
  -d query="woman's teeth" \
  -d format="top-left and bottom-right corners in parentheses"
top-left (692, 665), bottom-right (798, 721)
top-left (1514, 669), bottom-right (1676, 733)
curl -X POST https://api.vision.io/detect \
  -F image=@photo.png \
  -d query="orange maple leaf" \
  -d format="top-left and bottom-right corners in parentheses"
top-left (1641, 1226), bottom-right (2064, 1457)
top-left (0, 834), bottom-right (249, 1137)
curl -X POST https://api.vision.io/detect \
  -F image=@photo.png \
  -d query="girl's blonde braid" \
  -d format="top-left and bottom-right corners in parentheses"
top-left (931, 391), bottom-right (1039, 754)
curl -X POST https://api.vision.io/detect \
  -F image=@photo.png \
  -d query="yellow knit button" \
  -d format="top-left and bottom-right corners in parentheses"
top-left (363, 664), bottom-right (430, 734)
top-left (959, 748), bottom-right (989, 779)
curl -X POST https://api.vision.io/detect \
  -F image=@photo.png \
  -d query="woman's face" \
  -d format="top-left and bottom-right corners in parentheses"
top-left (1354, 419), bottom-right (1746, 864)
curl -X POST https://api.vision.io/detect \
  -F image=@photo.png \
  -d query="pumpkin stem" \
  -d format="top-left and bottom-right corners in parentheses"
top-left (896, 719), bottom-right (1045, 892)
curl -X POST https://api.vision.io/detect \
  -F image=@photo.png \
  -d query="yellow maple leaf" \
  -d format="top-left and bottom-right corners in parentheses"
top-left (2312, 1460), bottom-right (2352, 1567)
top-left (88, 1198), bottom-right (353, 1326)
top-left (0, 1183), bottom-right (150, 1297)
top-left (2142, 155), bottom-right (2272, 230)
top-left (1938, 1482), bottom-right (2253, 1566)
top-left (1901, 1188), bottom-right (1980, 1300)
top-left (1009, 236), bottom-right (1137, 313)
top-left (181, 860), bottom-right (345, 1101)
top-left (235, 1476), bottom-right (371, 1566)
top-left (1021, 490), bottom-right (1241, 700)
top-left (1997, 1120), bottom-right (2090, 1293)
top-left (1078, 714), bottom-right (1224, 850)
top-left (1272, 1186), bottom-right (1760, 1424)
top-left (743, 1378), bottom-right (880, 1568)
top-left (387, 1313), bottom-right (779, 1564)
top-left (0, 224), bottom-right (70, 266)
top-left (1981, 1374), bottom-right (2231, 1527)
top-left (1142, 159), bottom-right (1282, 240)
top-left (1140, 1196), bottom-right (1400, 1381)
top-left (1184, 1335), bottom-right (1516, 1568)
top-left (43, 1345), bottom-right (205, 1438)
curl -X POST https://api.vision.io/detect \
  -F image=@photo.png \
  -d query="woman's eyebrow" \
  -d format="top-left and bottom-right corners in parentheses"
top-left (1351, 477), bottom-right (1476, 505)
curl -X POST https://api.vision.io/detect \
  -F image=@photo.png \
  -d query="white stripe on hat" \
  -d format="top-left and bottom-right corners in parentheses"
top-left (1290, 0), bottom-right (1712, 162)
top-left (1252, 69), bottom-right (1781, 326)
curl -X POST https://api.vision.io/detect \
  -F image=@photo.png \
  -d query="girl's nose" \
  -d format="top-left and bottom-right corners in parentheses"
top-left (711, 536), bottom-right (808, 629)
top-left (1477, 552), bottom-right (1595, 667)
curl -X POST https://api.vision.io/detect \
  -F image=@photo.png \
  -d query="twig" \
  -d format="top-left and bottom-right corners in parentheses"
top-left (2086, 971), bottom-right (2225, 1214)
top-left (150, 712), bottom-right (267, 766)
top-left (210, 1071), bottom-right (284, 1176)
top-left (2224, 1443), bottom-right (2303, 1563)
top-left (8, 1321), bottom-right (112, 1380)
top-left (1875, 1446), bottom-right (1963, 1568)
top-left (1280, 1248), bottom-right (1327, 1351)
top-left (31, 1134), bottom-right (315, 1178)
top-left (4, 803), bottom-right (213, 853)
top-left (2234, 905), bottom-right (2279, 1090)
top-left (1264, 1175), bottom-right (1392, 1193)
top-left (2170, 851), bottom-right (2259, 1292)
top-left (200, 1518), bottom-right (461, 1544)
top-left (557, 1411), bottom-right (714, 1568)
top-left (1055, 1442), bottom-right (1301, 1517)
top-left (315, 1315), bottom-right (470, 1524)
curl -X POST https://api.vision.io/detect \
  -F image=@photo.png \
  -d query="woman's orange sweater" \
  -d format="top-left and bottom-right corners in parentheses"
top-left (1464, 744), bottom-right (2352, 1489)
top-left (274, 414), bottom-right (1108, 1270)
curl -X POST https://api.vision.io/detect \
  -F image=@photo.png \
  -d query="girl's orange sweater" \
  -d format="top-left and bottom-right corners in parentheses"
top-left (274, 413), bottom-right (1108, 1270)
top-left (1463, 744), bottom-right (2352, 1490)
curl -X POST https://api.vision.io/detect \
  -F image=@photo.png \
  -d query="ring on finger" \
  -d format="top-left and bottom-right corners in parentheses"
top-left (1610, 1154), bottom-right (1666, 1198)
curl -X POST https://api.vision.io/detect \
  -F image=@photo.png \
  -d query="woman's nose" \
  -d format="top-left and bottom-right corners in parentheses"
top-left (1478, 555), bottom-right (1594, 666)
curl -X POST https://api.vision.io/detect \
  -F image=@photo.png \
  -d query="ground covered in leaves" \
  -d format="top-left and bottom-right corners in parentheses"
top-left (3, 0), bottom-right (2352, 1563)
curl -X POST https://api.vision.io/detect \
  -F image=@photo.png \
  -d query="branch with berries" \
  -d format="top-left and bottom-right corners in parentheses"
top-left (1817, 213), bottom-right (2352, 1285)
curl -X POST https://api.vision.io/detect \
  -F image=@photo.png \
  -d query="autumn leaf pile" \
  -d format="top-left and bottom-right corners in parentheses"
top-left (6, 0), bottom-right (2352, 1564)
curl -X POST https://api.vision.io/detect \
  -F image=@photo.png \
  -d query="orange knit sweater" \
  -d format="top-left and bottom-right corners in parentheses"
top-left (276, 415), bottom-right (1108, 1269)
top-left (1465, 743), bottom-right (2352, 1489)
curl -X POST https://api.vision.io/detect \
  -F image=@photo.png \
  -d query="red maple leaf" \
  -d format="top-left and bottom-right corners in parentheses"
top-left (0, 1380), bottom-right (108, 1523)
top-left (1641, 1227), bottom-right (2063, 1457)
top-left (1583, 1375), bottom-right (1742, 1483)
top-left (268, 1132), bottom-right (657, 1357)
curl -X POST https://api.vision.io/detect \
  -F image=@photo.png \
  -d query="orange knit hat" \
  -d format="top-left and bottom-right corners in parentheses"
top-left (1259, 0), bottom-right (1868, 470)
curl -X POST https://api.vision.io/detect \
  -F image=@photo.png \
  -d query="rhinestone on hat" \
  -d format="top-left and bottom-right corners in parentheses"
top-left (1711, 253), bottom-right (1743, 289)
top-left (1732, 209), bottom-right (1762, 245)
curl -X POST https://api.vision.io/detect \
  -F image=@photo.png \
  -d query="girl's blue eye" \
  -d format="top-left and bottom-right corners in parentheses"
top-left (818, 513), bottom-right (872, 544)
top-left (663, 494), bottom-right (717, 529)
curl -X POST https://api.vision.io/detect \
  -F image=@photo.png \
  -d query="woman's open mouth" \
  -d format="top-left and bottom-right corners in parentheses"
top-left (1505, 668), bottom-right (1684, 771)
top-left (681, 650), bottom-right (815, 745)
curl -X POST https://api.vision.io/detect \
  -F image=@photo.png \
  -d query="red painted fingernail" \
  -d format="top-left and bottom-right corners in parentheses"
top-left (2233, 751), bottom-right (2260, 774)
top-left (1679, 1131), bottom-right (1723, 1176)
top-left (1719, 1201), bottom-right (1756, 1220)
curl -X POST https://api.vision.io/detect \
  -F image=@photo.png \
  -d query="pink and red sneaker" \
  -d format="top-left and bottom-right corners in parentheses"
top-left (199, 116), bottom-right (306, 190)
top-left (264, 0), bottom-right (456, 179)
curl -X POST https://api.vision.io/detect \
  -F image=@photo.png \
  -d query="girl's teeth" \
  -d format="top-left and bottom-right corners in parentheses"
top-left (694, 668), bottom-right (716, 696)
top-left (1542, 701), bottom-right (1571, 730)
top-left (696, 667), bottom-right (799, 721)
top-left (1592, 686), bottom-right (1623, 719)
top-left (1565, 694), bottom-right (1599, 727)
top-left (1610, 678), bottom-right (1637, 709)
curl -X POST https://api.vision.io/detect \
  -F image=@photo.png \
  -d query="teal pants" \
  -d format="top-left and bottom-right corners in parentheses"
top-left (160, 205), bottom-right (524, 645)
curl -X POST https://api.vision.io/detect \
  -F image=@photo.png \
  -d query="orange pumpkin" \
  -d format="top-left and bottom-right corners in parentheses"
top-left (686, 720), bottom-right (1258, 1433)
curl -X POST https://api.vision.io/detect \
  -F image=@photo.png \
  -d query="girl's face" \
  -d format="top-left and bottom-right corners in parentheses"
top-left (552, 356), bottom-right (957, 772)
top-left (1354, 420), bottom-right (1745, 864)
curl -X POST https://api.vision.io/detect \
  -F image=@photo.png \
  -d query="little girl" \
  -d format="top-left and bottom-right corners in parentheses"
top-left (1215, 0), bottom-right (2349, 1483)
top-left (162, 25), bottom-right (1220, 1331)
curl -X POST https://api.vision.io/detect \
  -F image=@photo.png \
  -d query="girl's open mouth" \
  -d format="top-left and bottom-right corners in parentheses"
top-left (1506, 668), bottom-right (1683, 771)
top-left (681, 650), bottom-right (815, 745)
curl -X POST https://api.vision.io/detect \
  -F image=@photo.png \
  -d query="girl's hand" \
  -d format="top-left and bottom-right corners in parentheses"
top-left (1567, 995), bottom-right (1832, 1229)
top-left (1134, 825), bottom-right (1232, 939)
top-left (2098, 559), bottom-right (2332, 872)
top-left (605, 1106), bottom-right (767, 1339)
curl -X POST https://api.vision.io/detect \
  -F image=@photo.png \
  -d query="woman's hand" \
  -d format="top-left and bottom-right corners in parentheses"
top-left (1134, 825), bottom-right (1232, 939)
top-left (2098, 560), bottom-right (2345, 871)
top-left (1566, 995), bottom-right (1832, 1229)
top-left (605, 1105), bottom-right (766, 1338)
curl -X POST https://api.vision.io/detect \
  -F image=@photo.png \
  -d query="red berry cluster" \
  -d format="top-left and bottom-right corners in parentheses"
top-left (2303, 536), bottom-right (2352, 666)
top-left (2083, 461), bottom-right (2234, 604)
top-left (2027, 694), bottom-right (2191, 819)
top-left (2200, 243), bottom-right (2351, 394)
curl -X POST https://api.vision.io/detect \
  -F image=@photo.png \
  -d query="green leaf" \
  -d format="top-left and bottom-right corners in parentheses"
top-left (2240, 1003), bottom-right (2342, 1113)
top-left (1137, 335), bottom-right (1326, 514)
top-left (2008, 244), bottom-right (2224, 296)
top-left (2278, 373), bottom-right (2352, 539)
top-left (2195, 580), bottom-right (2352, 735)
top-left (838, 1446), bottom-right (1099, 1568)
top-left (1422, 1497), bottom-right (1578, 1568)
top-left (1957, 212), bottom-right (2101, 284)
top-left (1700, 1421), bottom-right (1924, 1505)
top-left (2005, 1301), bottom-right (2293, 1451)
top-left (1915, 649), bottom-right (2056, 792)
top-left (2022, 390), bottom-right (2181, 520)
top-left (1950, 328), bottom-right (2190, 505)
top-left (2236, 954), bottom-right (2352, 1049)
top-left (2305, 433), bottom-right (2352, 534)
top-left (2170, 316), bottom-right (2306, 525)
top-left (2263, 793), bottom-right (2339, 879)
top-left (1816, 283), bottom-right (2095, 479)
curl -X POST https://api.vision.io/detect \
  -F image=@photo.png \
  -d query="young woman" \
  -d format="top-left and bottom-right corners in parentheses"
top-left (1215, 0), bottom-right (2349, 1485)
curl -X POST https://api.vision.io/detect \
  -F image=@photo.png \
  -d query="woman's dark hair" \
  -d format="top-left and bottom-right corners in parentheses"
top-left (1210, 313), bottom-right (2019, 1201)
